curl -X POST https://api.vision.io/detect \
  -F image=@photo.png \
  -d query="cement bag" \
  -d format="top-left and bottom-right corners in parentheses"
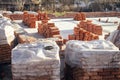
top-left (65, 40), bottom-right (120, 71)
top-left (12, 40), bottom-right (60, 80)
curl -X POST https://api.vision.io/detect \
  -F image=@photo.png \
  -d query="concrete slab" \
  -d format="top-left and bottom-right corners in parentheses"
top-left (49, 18), bottom-right (79, 39)
top-left (13, 17), bottom-right (120, 40)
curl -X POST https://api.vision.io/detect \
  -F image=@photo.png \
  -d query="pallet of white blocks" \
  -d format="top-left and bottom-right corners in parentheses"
top-left (12, 40), bottom-right (60, 80)
top-left (65, 40), bottom-right (120, 80)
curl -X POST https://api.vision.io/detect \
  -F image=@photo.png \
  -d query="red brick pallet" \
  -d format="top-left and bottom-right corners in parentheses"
top-left (38, 23), bottom-right (62, 39)
top-left (13, 76), bottom-right (52, 80)
top-left (62, 12), bottom-right (120, 18)
top-left (38, 22), bottom-right (63, 48)
top-left (65, 64), bottom-right (120, 80)
top-left (74, 13), bottom-right (86, 21)
top-left (68, 27), bottom-right (99, 41)
top-left (23, 11), bottom-right (50, 28)
top-left (78, 20), bottom-right (102, 35)
top-left (12, 41), bottom-right (60, 80)
top-left (12, 61), bottom-right (60, 80)
top-left (0, 42), bottom-right (13, 64)
top-left (37, 12), bottom-right (50, 20)
top-left (10, 14), bottom-right (23, 20)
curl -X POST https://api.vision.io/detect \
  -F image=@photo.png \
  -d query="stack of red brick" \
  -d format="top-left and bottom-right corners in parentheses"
top-left (23, 11), bottom-right (28, 24)
top-left (12, 41), bottom-right (60, 80)
top-left (37, 12), bottom-right (50, 20)
top-left (65, 40), bottom-right (120, 80)
top-left (38, 23), bottom-right (64, 50)
top-left (68, 20), bottom-right (102, 41)
top-left (78, 20), bottom-right (102, 35)
top-left (85, 12), bottom-right (120, 17)
top-left (74, 13), bottom-right (86, 21)
top-left (61, 12), bottom-right (120, 18)
top-left (68, 28), bottom-right (99, 41)
top-left (66, 65), bottom-right (120, 80)
top-left (23, 11), bottom-right (49, 28)
top-left (0, 41), bottom-right (14, 63)
top-left (10, 14), bottom-right (23, 20)
top-left (38, 23), bottom-right (62, 39)
top-left (23, 11), bottom-right (38, 28)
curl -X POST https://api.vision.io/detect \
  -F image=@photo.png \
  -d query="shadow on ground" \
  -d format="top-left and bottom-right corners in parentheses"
top-left (0, 63), bottom-right (12, 80)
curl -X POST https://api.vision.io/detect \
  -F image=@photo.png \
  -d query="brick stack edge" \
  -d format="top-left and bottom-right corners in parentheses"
top-left (12, 60), bottom-right (60, 80)
top-left (0, 41), bottom-right (14, 63)
top-left (85, 12), bottom-right (120, 17)
top-left (38, 22), bottom-right (64, 50)
top-left (78, 20), bottom-right (102, 35)
top-left (74, 13), bottom-right (86, 21)
top-left (14, 28), bottom-right (38, 44)
top-left (10, 14), bottom-right (23, 20)
top-left (64, 12), bottom-right (120, 18)
top-left (23, 12), bottom-right (38, 28)
top-left (65, 64), bottom-right (120, 80)
top-left (23, 11), bottom-right (49, 28)
top-left (68, 20), bottom-right (102, 41)
top-left (38, 22), bottom-right (62, 39)
top-left (68, 29), bottom-right (99, 41)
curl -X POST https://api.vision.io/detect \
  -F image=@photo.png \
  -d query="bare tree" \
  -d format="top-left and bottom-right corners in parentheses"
top-left (95, 0), bottom-right (118, 11)
top-left (16, 0), bottom-right (25, 10)
top-left (58, 0), bottom-right (74, 11)
top-left (31, 0), bottom-right (41, 11)
top-left (41, 0), bottom-right (51, 10)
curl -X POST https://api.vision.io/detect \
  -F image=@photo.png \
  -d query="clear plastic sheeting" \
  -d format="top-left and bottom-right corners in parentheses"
top-left (65, 40), bottom-right (120, 71)
top-left (0, 14), bottom-right (3, 18)
top-left (0, 11), bottom-right (12, 14)
top-left (11, 23), bottom-right (22, 30)
top-left (13, 11), bottom-right (23, 14)
top-left (0, 25), bottom-right (14, 39)
top-left (0, 16), bottom-right (15, 44)
top-left (106, 30), bottom-right (120, 49)
top-left (12, 40), bottom-right (60, 80)
top-left (106, 30), bottom-right (119, 43)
